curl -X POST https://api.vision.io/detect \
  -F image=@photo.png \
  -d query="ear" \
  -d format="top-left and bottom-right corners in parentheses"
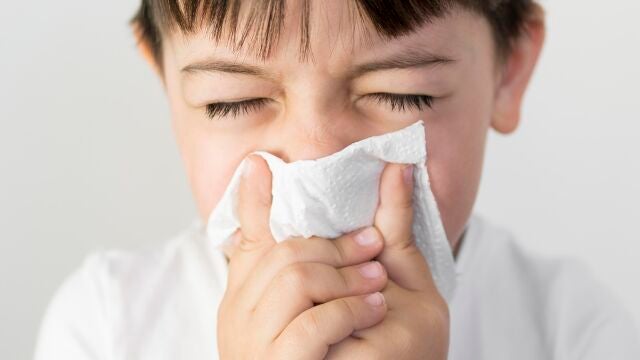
top-left (491, 4), bottom-right (546, 134)
top-left (132, 22), bottom-right (162, 77)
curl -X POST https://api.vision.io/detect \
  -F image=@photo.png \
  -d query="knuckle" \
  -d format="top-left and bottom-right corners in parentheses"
top-left (273, 240), bottom-right (305, 265)
top-left (393, 235), bottom-right (420, 255)
top-left (330, 238), bottom-right (349, 265)
top-left (237, 231), bottom-right (269, 251)
top-left (237, 231), bottom-right (256, 248)
top-left (277, 263), bottom-right (309, 291)
top-left (337, 298), bottom-right (359, 325)
top-left (309, 236), bottom-right (345, 266)
top-left (299, 309), bottom-right (322, 338)
top-left (336, 268), bottom-right (351, 292)
top-left (398, 196), bottom-right (413, 210)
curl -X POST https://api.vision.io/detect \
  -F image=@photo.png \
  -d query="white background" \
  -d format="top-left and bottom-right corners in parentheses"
top-left (1, 0), bottom-right (638, 358)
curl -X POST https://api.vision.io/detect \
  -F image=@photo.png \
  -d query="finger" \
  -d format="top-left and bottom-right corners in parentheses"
top-left (237, 155), bottom-right (274, 245)
top-left (324, 336), bottom-right (377, 360)
top-left (327, 282), bottom-right (415, 359)
top-left (272, 293), bottom-right (387, 359)
top-left (255, 260), bottom-right (387, 338)
top-left (349, 280), bottom-right (405, 340)
top-left (236, 226), bottom-right (383, 310)
top-left (328, 279), bottom-right (450, 360)
top-left (227, 154), bottom-right (276, 292)
top-left (328, 286), bottom-right (404, 359)
top-left (350, 279), bottom-right (447, 339)
top-left (374, 163), bottom-right (435, 291)
top-left (220, 229), bottom-right (242, 260)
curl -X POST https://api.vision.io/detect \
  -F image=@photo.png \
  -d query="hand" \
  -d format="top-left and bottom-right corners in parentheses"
top-left (325, 163), bottom-right (450, 359)
top-left (217, 155), bottom-right (390, 359)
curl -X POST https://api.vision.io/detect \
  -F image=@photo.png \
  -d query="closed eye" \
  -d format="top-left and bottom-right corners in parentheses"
top-left (366, 93), bottom-right (434, 111)
top-left (205, 98), bottom-right (270, 120)
top-left (204, 93), bottom-right (434, 120)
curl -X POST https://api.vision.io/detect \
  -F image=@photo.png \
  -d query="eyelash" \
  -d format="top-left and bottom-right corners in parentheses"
top-left (205, 98), bottom-right (271, 119)
top-left (205, 93), bottom-right (434, 120)
top-left (367, 93), bottom-right (434, 112)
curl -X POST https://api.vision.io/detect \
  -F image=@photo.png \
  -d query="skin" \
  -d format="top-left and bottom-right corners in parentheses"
top-left (218, 157), bottom-right (448, 358)
top-left (136, 1), bottom-right (545, 358)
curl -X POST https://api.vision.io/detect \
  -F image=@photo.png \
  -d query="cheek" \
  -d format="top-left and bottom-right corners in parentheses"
top-left (165, 80), bottom-right (253, 222)
top-left (164, 52), bottom-right (259, 222)
top-left (425, 76), bottom-right (495, 245)
top-left (172, 115), bottom-right (263, 222)
top-left (186, 143), bottom-right (245, 222)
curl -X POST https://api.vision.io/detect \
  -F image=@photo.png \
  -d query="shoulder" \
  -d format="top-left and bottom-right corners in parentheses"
top-left (34, 250), bottom-right (114, 360)
top-left (48, 218), bottom-right (217, 304)
top-left (34, 219), bottom-right (227, 359)
top-left (451, 215), bottom-right (640, 359)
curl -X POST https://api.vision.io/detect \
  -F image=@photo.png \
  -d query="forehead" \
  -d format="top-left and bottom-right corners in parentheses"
top-left (162, 0), bottom-right (465, 57)
top-left (164, 2), bottom-right (486, 71)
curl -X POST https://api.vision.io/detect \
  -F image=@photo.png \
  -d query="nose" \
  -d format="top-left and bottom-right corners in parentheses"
top-left (264, 109), bottom-right (377, 163)
top-left (285, 121), bottom-right (355, 161)
top-left (258, 80), bottom-right (381, 162)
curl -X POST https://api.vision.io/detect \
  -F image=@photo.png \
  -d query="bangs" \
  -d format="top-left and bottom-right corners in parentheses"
top-left (134, 0), bottom-right (454, 64)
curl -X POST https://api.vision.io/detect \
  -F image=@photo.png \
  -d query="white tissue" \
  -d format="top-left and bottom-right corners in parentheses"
top-left (206, 120), bottom-right (457, 301)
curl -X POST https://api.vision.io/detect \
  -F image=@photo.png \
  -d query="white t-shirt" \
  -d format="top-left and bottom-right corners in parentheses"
top-left (34, 215), bottom-right (640, 359)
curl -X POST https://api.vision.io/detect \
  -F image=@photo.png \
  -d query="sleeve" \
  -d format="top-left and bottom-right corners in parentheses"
top-left (552, 260), bottom-right (640, 360)
top-left (34, 252), bottom-right (114, 360)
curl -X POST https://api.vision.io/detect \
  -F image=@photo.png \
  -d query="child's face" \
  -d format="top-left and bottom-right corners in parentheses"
top-left (155, 3), bottom-right (527, 247)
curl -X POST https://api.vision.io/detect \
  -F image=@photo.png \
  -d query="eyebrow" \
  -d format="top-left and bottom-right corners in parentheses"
top-left (349, 48), bottom-right (455, 78)
top-left (180, 48), bottom-right (455, 79)
top-left (182, 60), bottom-right (274, 80)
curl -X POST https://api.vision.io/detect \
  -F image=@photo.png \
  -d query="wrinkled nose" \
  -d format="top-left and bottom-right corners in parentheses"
top-left (264, 113), bottom-right (376, 163)
top-left (257, 81), bottom-right (392, 162)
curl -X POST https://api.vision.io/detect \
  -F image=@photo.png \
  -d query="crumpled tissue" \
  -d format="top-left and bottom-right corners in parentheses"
top-left (207, 120), bottom-right (457, 301)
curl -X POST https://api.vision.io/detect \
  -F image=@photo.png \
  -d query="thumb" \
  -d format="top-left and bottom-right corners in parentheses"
top-left (373, 163), bottom-right (435, 292)
top-left (237, 154), bottom-right (276, 248)
top-left (227, 154), bottom-right (276, 290)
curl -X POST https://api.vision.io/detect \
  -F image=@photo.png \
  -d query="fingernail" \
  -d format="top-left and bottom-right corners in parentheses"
top-left (354, 227), bottom-right (378, 246)
top-left (358, 261), bottom-right (383, 279)
top-left (364, 292), bottom-right (385, 306)
top-left (403, 165), bottom-right (414, 186)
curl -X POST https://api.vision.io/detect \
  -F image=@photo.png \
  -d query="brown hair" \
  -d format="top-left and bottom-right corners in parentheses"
top-left (131, 0), bottom-right (536, 68)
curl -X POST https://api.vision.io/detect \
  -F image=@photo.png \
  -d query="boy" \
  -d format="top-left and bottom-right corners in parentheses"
top-left (35, 0), bottom-right (640, 359)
